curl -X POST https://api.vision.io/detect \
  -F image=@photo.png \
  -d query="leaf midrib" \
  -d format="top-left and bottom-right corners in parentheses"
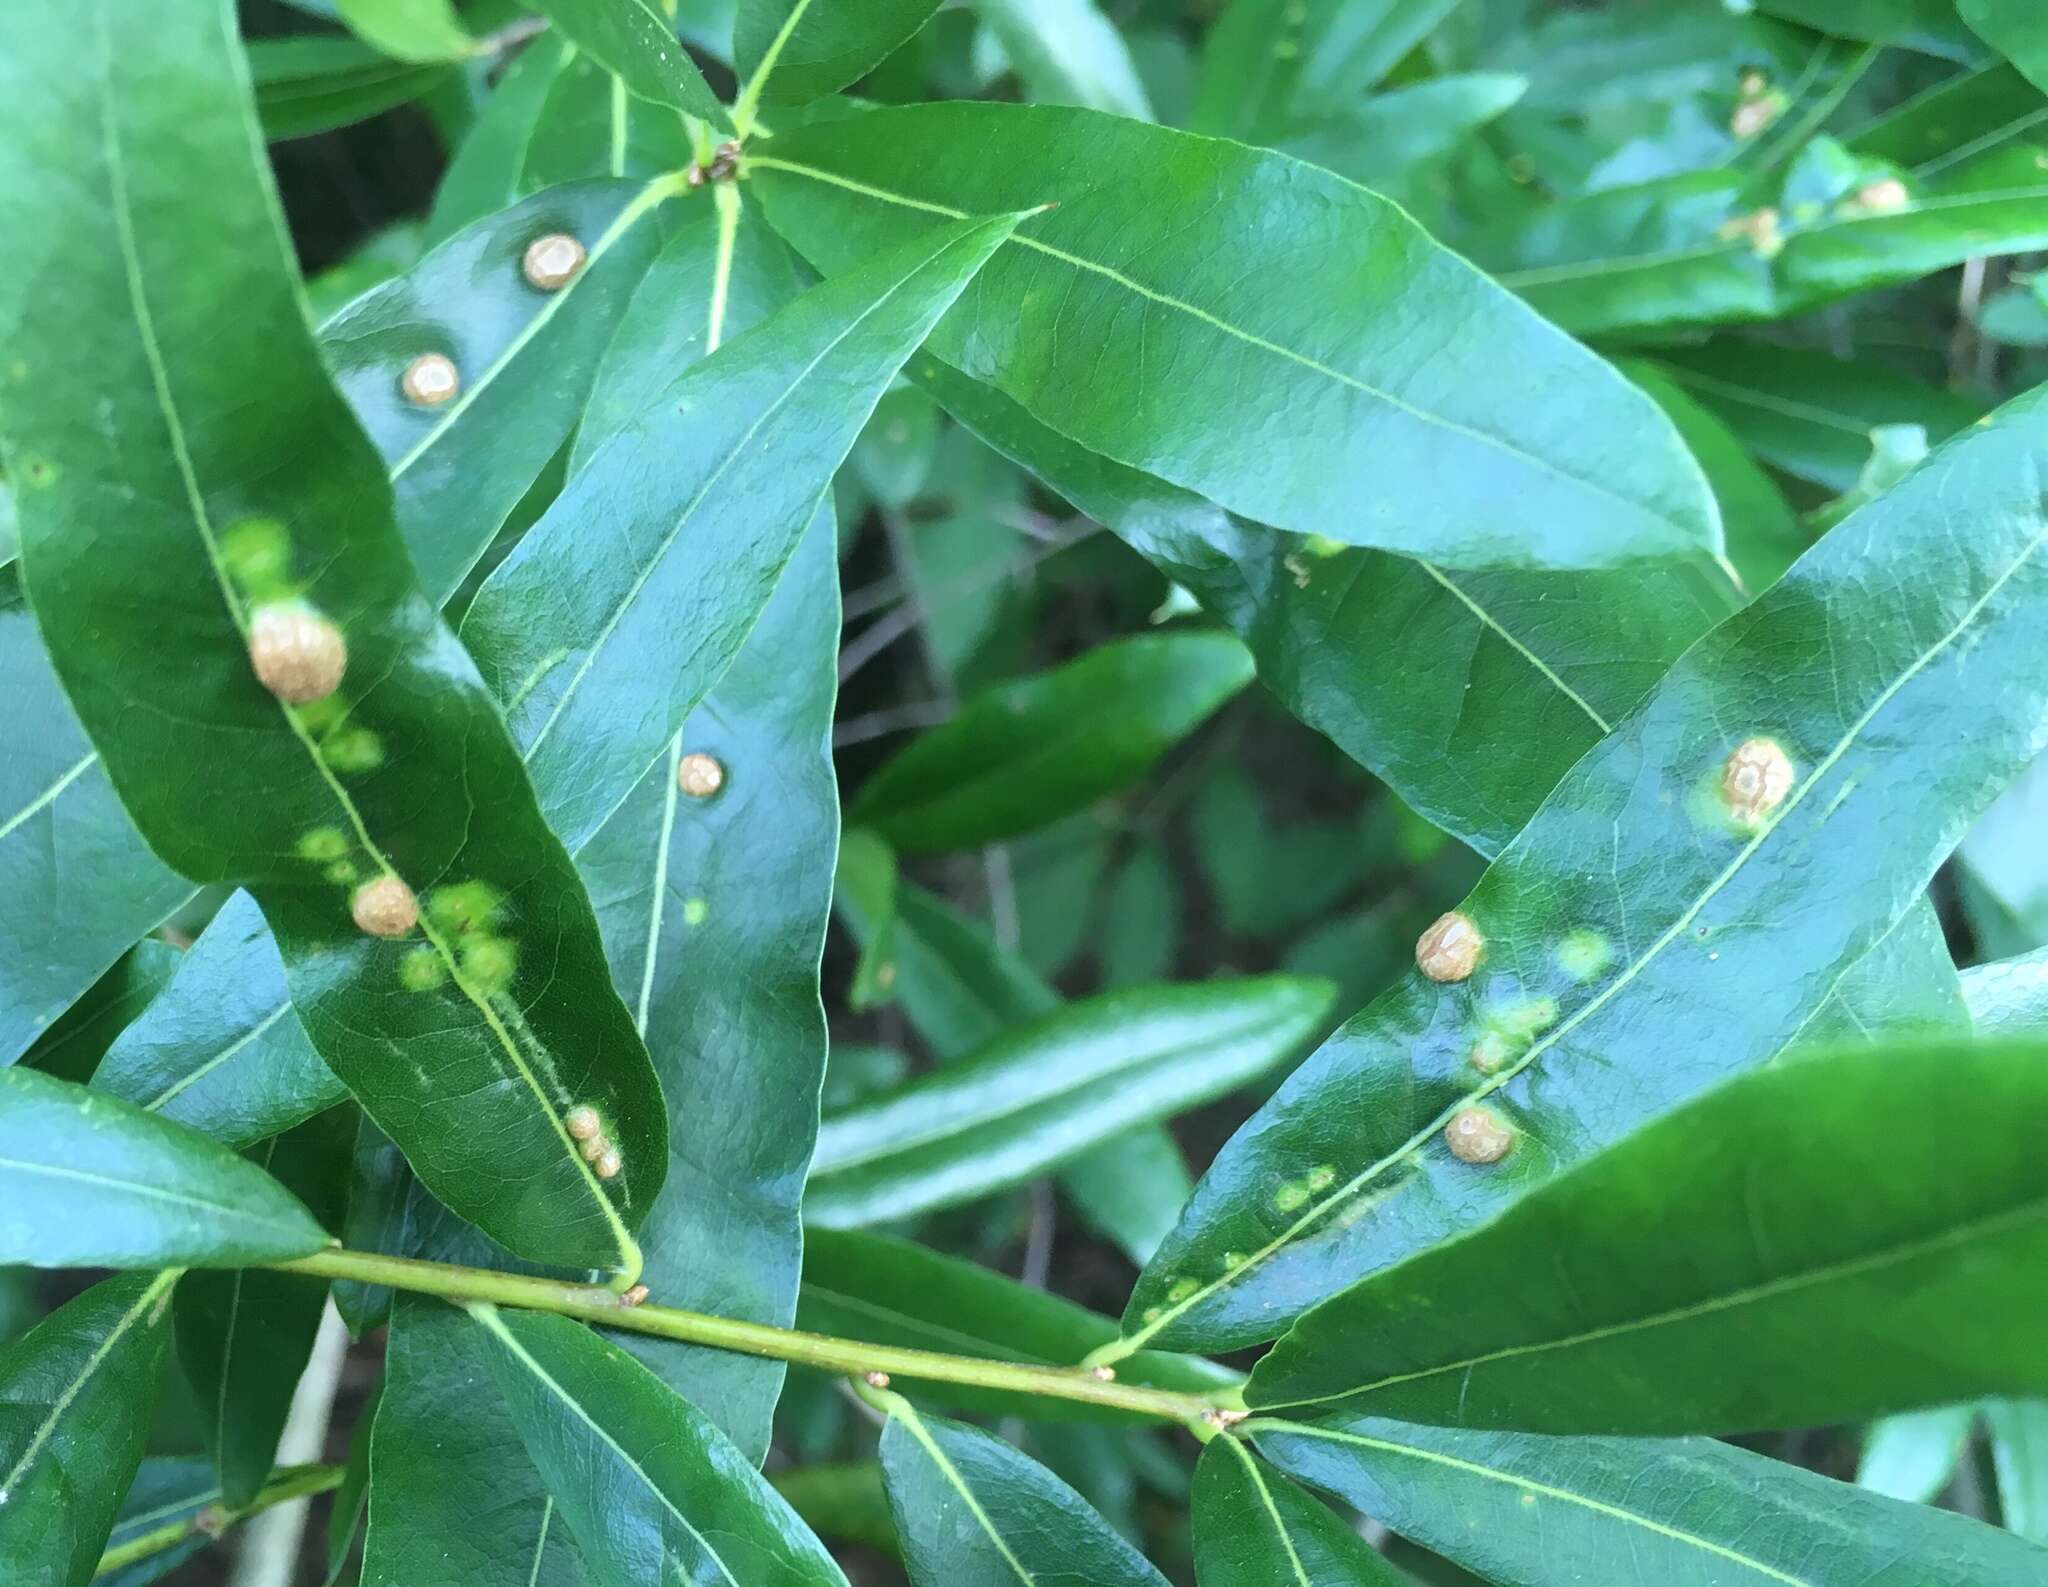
top-left (890, 1402), bottom-right (1036, 1587)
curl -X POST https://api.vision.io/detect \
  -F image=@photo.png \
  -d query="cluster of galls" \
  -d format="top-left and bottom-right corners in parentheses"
top-left (400, 231), bottom-right (588, 410)
top-left (565, 1105), bottom-right (623, 1181)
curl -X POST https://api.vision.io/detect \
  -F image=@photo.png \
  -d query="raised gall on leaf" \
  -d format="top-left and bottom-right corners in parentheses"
top-left (248, 603), bottom-right (346, 704)
top-left (1416, 911), bottom-right (1483, 982)
top-left (351, 875), bottom-right (419, 938)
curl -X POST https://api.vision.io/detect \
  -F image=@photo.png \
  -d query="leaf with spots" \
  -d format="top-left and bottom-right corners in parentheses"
top-left (1192, 1437), bottom-right (1407, 1587)
top-left (1250, 1413), bottom-right (2048, 1587)
top-left (0, 0), bottom-right (668, 1279)
top-left (877, 1396), bottom-right (1171, 1587)
top-left (1114, 380), bottom-right (2048, 1356)
top-left (0, 1272), bottom-right (177, 1587)
top-left (469, 1305), bottom-right (851, 1587)
top-left (749, 101), bottom-right (1724, 571)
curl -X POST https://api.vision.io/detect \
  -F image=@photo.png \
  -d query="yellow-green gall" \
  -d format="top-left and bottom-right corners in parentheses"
top-left (460, 936), bottom-right (517, 995)
top-left (296, 826), bottom-right (349, 863)
top-left (221, 517), bottom-right (291, 594)
top-left (1445, 1106), bottom-right (1515, 1165)
top-left (249, 604), bottom-right (346, 705)
top-left (677, 751), bottom-right (725, 798)
top-left (401, 352), bottom-right (460, 406)
top-left (1722, 736), bottom-right (1794, 828)
top-left (1557, 930), bottom-right (1612, 982)
top-left (428, 880), bottom-right (505, 935)
top-left (398, 946), bottom-right (445, 991)
top-left (322, 727), bottom-right (383, 776)
top-left (1416, 910), bottom-right (1483, 982)
top-left (522, 232), bottom-right (586, 291)
top-left (1853, 177), bottom-right (1909, 213)
top-left (351, 875), bottom-right (418, 938)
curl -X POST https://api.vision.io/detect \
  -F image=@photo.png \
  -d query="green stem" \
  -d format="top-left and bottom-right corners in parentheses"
top-left (272, 1247), bottom-right (1223, 1425)
top-left (94, 1463), bottom-right (345, 1576)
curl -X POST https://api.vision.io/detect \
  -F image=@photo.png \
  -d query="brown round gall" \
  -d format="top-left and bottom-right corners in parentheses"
top-left (401, 353), bottom-right (460, 407)
top-left (522, 232), bottom-right (586, 291)
top-left (1721, 737), bottom-right (1794, 827)
top-left (1854, 178), bottom-right (1909, 213)
top-left (351, 876), bottom-right (418, 938)
top-left (593, 1146), bottom-right (622, 1180)
top-left (565, 1105), bottom-right (602, 1142)
top-left (1445, 1106), bottom-right (1515, 1165)
top-left (677, 751), bottom-right (725, 799)
top-left (248, 604), bottom-right (347, 704)
top-left (1416, 911), bottom-right (1483, 982)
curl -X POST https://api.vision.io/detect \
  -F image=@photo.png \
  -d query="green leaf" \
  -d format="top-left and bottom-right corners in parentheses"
top-left (806, 976), bottom-right (1333, 1228)
top-left (0, 1068), bottom-right (330, 1267)
top-left (361, 1295), bottom-right (588, 1587)
top-left (1191, 0), bottom-right (1458, 140)
top-left (917, 356), bottom-right (1734, 861)
top-left (421, 38), bottom-right (572, 246)
top-left (322, 178), bottom-right (671, 603)
top-left (799, 1228), bottom-right (1235, 1422)
top-left (1850, 60), bottom-right (2048, 170)
top-left (1965, 947), bottom-right (2048, 1035)
top-left (879, 1399), bottom-right (1170, 1587)
top-left (460, 208), bottom-right (1018, 853)
top-left (1961, 755), bottom-right (2048, 954)
top-left (527, 0), bottom-right (730, 129)
top-left (249, 36), bottom-right (453, 141)
top-left (99, 1456), bottom-right (218, 1587)
top-left (0, 0), bottom-right (669, 1279)
top-left (469, 1305), bottom-right (850, 1587)
top-left (1988, 1400), bottom-right (2048, 1541)
top-left (970, 0), bottom-right (1153, 118)
top-left (1251, 1412), bottom-right (2048, 1587)
top-left (1962, 2), bottom-right (2048, 96)
top-left (0, 572), bottom-right (187, 1065)
top-left (851, 633), bottom-right (1252, 855)
top-left (174, 1109), bottom-right (353, 1506)
top-left (1758, 0), bottom-right (1986, 60)
top-left (1792, 894), bottom-right (1967, 1047)
top-left (735, 0), bottom-right (945, 106)
top-left (1279, 73), bottom-right (1527, 190)
top-left (324, 1379), bottom-right (378, 1584)
top-left (1650, 343), bottom-right (1983, 495)
top-left (1192, 1438), bottom-right (1406, 1587)
top-left (1857, 1406), bottom-right (1975, 1503)
top-left (1119, 382), bottom-right (2048, 1355)
top-left (92, 892), bottom-right (345, 1149)
top-left (751, 102), bottom-right (1724, 571)
top-left (0, 1272), bottom-right (177, 1587)
top-left (337, 0), bottom-right (475, 63)
top-left (1247, 1037), bottom-right (2048, 1432)
top-left (22, 940), bottom-right (184, 1086)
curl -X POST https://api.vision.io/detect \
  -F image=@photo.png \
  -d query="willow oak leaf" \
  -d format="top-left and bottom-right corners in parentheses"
top-left (750, 101), bottom-right (1722, 571)
top-left (0, 0), bottom-right (668, 1279)
top-left (1115, 381), bottom-right (2048, 1356)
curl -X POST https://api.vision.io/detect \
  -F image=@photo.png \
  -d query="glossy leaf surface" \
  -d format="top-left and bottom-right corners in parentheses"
top-left (1989, 1400), bottom-right (2048, 1541)
top-left (1192, 1438), bottom-right (1406, 1587)
top-left (806, 976), bottom-right (1332, 1227)
top-left (1960, 2), bottom-right (2048, 93)
top-left (527, 0), bottom-right (729, 128)
top-left (0, 1068), bottom-right (329, 1268)
top-left (1253, 1413), bottom-right (2048, 1587)
top-left (850, 632), bottom-right (1252, 855)
top-left (0, 1273), bottom-right (177, 1587)
top-left (337, 0), bottom-right (473, 62)
top-left (879, 1401), bottom-right (1170, 1587)
top-left (323, 178), bottom-right (671, 602)
top-left (92, 891), bottom-right (344, 1149)
top-left (0, 0), bottom-right (668, 1278)
top-left (471, 1305), bottom-right (850, 1587)
top-left (972, 0), bottom-right (1153, 117)
top-left (1964, 946), bottom-right (2048, 1035)
top-left (1248, 1038), bottom-right (2048, 1432)
top-left (1857, 1406), bottom-right (1975, 1503)
top-left (736, 0), bottom-right (945, 106)
top-left (1122, 383), bottom-right (2048, 1354)
top-left (98, 1457), bottom-right (217, 1587)
top-left (462, 210), bottom-right (1017, 853)
top-left (752, 102), bottom-right (1723, 571)
top-left (1191, 0), bottom-right (1455, 139)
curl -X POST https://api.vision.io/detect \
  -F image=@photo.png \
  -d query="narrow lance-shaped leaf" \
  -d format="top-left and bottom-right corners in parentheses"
top-left (526, 0), bottom-right (730, 129)
top-left (461, 209), bottom-right (1020, 853)
top-left (1192, 1438), bottom-right (1407, 1587)
top-left (92, 891), bottom-right (346, 1149)
top-left (850, 632), bottom-right (1253, 855)
top-left (1191, 0), bottom-right (1459, 139)
top-left (0, 0), bottom-right (668, 1278)
top-left (1247, 1037), bottom-right (2048, 1433)
top-left (0, 569), bottom-right (187, 1065)
top-left (735, 0), bottom-right (947, 107)
top-left (1117, 380), bottom-right (2048, 1356)
top-left (1857, 1407), bottom-right (1976, 1504)
top-left (0, 1069), bottom-right (329, 1268)
top-left (322, 178), bottom-right (674, 602)
top-left (806, 976), bottom-right (1334, 1228)
top-left (336, 0), bottom-right (475, 63)
top-left (970, 0), bottom-right (1154, 119)
top-left (470, 1305), bottom-right (851, 1587)
top-left (799, 1228), bottom-right (1236, 1423)
top-left (750, 102), bottom-right (1723, 572)
top-left (1988, 1400), bottom-right (2048, 1542)
top-left (248, 36), bottom-right (453, 142)
top-left (175, 1108), bottom-right (354, 1506)
top-left (0, 1272), bottom-right (178, 1587)
top-left (1252, 1413), bottom-right (2048, 1587)
top-left (97, 1456), bottom-right (219, 1587)
top-left (878, 1397), bottom-right (1172, 1587)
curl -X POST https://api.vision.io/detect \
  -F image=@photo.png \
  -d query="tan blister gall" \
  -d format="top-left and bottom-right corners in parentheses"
top-left (522, 232), bottom-right (586, 291)
top-left (678, 751), bottom-right (725, 798)
top-left (401, 352), bottom-right (460, 406)
top-left (351, 876), bottom-right (418, 938)
top-left (1416, 910), bottom-right (1483, 982)
top-left (1721, 737), bottom-right (1794, 827)
top-left (248, 604), bottom-right (346, 704)
top-left (1445, 1106), bottom-right (1515, 1165)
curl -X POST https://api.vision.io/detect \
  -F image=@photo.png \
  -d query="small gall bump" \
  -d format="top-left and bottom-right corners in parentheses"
top-left (1853, 177), bottom-right (1909, 213)
top-left (1306, 1165), bottom-right (1336, 1193)
top-left (581, 1135), bottom-right (608, 1165)
top-left (323, 860), bottom-right (358, 886)
top-left (620, 1284), bottom-right (649, 1308)
top-left (351, 876), bottom-right (418, 938)
top-left (460, 936), bottom-right (518, 996)
top-left (864, 1371), bottom-right (891, 1389)
top-left (566, 1106), bottom-right (603, 1142)
top-left (322, 727), bottom-right (383, 776)
top-left (428, 880), bottom-right (506, 936)
top-left (398, 946), bottom-right (445, 991)
top-left (248, 604), bottom-right (347, 704)
top-left (1721, 737), bottom-right (1794, 828)
top-left (1416, 910), bottom-right (1483, 982)
top-left (677, 752), bottom-right (725, 798)
top-left (1556, 930), bottom-right (1612, 982)
top-left (1445, 1107), bottom-right (1515, 1165)
top-left (594, 1146), bottom-right (622, 1179)
top-left (682, 896), bottom-right (710, 927)
top-left (296, 826), bottom-right (349, 863)
top-left (221, 517), bottom-right (291, 594)
top-left (1090, 1365), bottom-right (1116, 1381)
top-left (1469, 1032), bottom-right (1510, 1074)
top-left (522, 232), bottom-right (586, 291)
top-left (1273, 1180), bottom-right (1310, 1213)
top-left (401, 352), bottom-right (460, 407)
